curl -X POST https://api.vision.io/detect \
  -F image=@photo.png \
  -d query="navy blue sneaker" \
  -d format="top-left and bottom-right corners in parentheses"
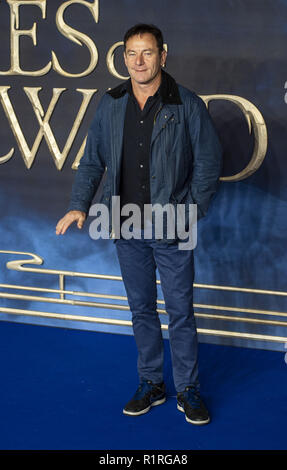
top-left (123, 380), bottom-right (166, 416)
top-left (177, 385), bottom-right (210, 425)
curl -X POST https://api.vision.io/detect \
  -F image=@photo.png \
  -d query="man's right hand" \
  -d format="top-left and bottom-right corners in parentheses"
top-left (56, 210), bottom-right (87, 235)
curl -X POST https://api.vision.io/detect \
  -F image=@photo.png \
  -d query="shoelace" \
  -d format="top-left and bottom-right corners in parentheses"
top-left (133, 381), bottom-right (153, 400)
top-left (184, 386), bottom-right (201, 409)
top-left (133, 381), bottom-right (163, 400)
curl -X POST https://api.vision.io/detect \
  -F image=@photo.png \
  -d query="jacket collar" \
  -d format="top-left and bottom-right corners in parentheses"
top-left (107, 69), bottom-right (182, 105)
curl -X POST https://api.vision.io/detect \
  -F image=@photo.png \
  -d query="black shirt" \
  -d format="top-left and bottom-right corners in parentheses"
top-left (119, 79), bottom-right (162, 227)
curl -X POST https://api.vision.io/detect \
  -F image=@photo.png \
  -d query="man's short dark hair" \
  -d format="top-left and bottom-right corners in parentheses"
top-left (123, 24), bottom-right (164, 53)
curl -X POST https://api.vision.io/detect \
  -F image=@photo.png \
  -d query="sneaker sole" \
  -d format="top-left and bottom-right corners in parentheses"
top-left (177, 403), bottom-right (210, 425)
top-left (123, 397), bottom-right (166, 416)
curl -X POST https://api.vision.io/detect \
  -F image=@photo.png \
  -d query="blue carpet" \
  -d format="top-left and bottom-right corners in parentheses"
top-left (0, 321), bottom-right (286, 450)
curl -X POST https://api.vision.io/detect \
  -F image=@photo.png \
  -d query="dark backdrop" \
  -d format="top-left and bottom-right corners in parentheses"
top-left (0, 0), bottom-right (286, 351)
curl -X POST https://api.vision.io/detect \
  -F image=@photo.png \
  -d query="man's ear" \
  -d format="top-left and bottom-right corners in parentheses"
top-left (161, 49), bottom-right (167, 67)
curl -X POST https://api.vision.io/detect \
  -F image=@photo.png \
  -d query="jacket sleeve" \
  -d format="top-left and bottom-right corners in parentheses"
top-left (67, 94), bottom-right (108, 214)
top-left (187, 95), bottom-right (223, 219)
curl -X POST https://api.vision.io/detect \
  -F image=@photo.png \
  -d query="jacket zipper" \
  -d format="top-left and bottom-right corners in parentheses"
top-left (154, 104), bottom-right (163, 125)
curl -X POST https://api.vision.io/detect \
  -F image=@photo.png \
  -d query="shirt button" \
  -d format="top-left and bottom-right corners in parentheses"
top-left (140, 164), bottom-right (144, 168)
top-left (140, 120), bottom-right (143, 124)
top-left (141, 185), bottom-right (146, 189)
top-left (139, 142), bottom-right (143, 147)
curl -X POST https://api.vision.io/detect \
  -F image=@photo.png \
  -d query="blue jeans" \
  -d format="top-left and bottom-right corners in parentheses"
top-left (115, 234), bottom-right (199, 393)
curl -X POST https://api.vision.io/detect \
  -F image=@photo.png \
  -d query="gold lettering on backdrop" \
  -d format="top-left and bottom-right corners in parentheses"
top-left (0, 0), bottom-right (267, 178)
top-left (107, 41), bottom-right (168, 80)
top-left (0, 86), bottom-right (97, 169)
top-left (106, 42), bottom-right (129, 80)
top-left (52, 0), bottom-right (99, 78)
top-left (0, 0), bottom-right (51, 76)
top-left (71, 135), bottom-right (87, 169)
top-left (201, 94), bottom-right (268, 181)
top-left (0, 147), bottom-right (14, 164)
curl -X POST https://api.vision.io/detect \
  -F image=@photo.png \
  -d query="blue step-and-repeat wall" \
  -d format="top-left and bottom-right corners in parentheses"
top-left (0, 0), bottom-right (287, 352)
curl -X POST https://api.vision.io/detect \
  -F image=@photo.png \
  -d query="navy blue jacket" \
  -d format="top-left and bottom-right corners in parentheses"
top-left (68, 70), bottom-right (222, 238)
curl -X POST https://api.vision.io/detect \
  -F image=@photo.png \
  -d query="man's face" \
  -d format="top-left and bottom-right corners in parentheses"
top-left (124, 33), bottom-right (166, 86)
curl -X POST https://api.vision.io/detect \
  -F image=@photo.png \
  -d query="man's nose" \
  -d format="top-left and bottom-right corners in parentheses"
top-left (135, 53), bottom-right (144, 65)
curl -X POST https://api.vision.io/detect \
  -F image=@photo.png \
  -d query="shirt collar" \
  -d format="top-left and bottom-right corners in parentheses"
top-left (107, 69), bottom-right (182, 105)
top-left (125, 75), bottom-right (162, 100)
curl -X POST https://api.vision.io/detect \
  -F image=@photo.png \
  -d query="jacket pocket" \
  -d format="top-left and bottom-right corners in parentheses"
top-left (170, 185), bottom-right (190, 205)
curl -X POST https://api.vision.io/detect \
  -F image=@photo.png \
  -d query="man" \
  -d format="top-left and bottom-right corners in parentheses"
top-left (56, 24), bottom-right (222, 425)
